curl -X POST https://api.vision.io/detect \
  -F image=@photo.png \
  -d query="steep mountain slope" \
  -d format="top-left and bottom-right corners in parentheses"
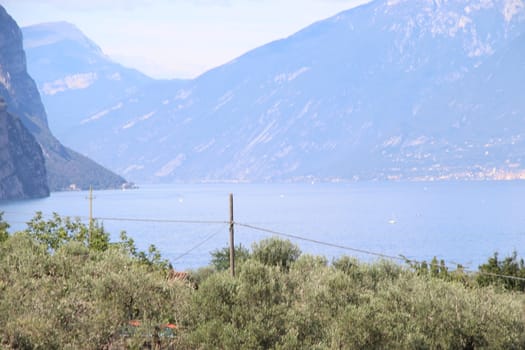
top-left (0, 98), bottom-right (49, 200)
top-left (45, 0), bottom-right (525, 182)
top-left (0, 6), bottom-right (127, 191)
top-left (22, 22), bottom-right (158, 137)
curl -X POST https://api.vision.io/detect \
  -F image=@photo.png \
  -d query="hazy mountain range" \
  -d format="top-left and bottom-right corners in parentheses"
top-left (23, 0), bottom-right (525, 183)
top-left (22, 21), bottom-right (162, 136)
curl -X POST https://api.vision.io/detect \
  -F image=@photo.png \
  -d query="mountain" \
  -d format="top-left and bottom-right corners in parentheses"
top-left (30, 0), bottom-right (525, 183)
top-left (0, 97), bottom-right (49, 200)
top-left (0, 6), bottom-right (128, 191)
top-left (22, 22), bottom-right (160, 137)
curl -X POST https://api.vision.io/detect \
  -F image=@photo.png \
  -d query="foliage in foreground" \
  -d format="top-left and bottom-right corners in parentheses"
top-left (478, 251), bottom-right (525, 291)
top-left (0, 212), bottom-right (187, 349)
top-left (184, 253), bottom-right (525, 349)
top-left (1, 212), bottom-right (525, 349)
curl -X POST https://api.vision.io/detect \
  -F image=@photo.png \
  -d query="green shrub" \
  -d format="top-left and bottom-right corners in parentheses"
top-left (252, 237), bottom-right (301, 271)
top-left (210, 243), bottom-right (251, 271)
top-left (0, 218), bottom-right (190, 349)
top-left (478, 251), bottom-right (525, 291)
top-left (24, 211), bottom-right (109, 252)
top-left (0, 211), bottom-right (9, 243)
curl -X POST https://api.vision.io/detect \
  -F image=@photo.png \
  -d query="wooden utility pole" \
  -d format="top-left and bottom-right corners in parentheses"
top-left (88, 185), bottom-right (93, 243)
top-left (229, 193), bottom-right (235, 277)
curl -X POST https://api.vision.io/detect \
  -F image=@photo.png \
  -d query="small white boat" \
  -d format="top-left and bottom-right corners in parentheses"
top-left (388, 214), bottom-right (397, 224)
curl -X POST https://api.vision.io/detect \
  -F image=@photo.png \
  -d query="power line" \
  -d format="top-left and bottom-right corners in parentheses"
top-left (235, 221), bottom-right (525, 283)
top-left (2, 211), bottom-right (228, 225)
top-left (477, 271), bottom-right (525, 282)
top-left (235, 222), bottom-right (405, 262)
top-left (2, 210), bottom-right (66, 217)
top-left (4, 209), bottom-right (525, 283)
top-left (171, 225), bottom-right (225, 263)
top-left (94, 216), bottom-right (228, 225)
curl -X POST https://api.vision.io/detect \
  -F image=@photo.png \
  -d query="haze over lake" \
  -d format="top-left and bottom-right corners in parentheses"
top-left (2, 181), bottom-right (525, 270)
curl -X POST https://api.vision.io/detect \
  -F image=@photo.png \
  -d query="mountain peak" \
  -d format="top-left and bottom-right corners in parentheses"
top-left (23, 21), bottom-right (103, 55)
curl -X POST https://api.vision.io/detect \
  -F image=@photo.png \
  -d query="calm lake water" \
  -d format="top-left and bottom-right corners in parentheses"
top-left (2, 181), bottom-right (525, 270)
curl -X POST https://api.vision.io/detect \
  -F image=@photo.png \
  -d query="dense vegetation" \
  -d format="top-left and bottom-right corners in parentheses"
top-left (1, 212), bottom-right (524, 349)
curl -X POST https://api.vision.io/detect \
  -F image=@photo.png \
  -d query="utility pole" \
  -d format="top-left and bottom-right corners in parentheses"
top-left (229, 193), bottom-right (235, 277)
top-left (88, 185), bottom-right (93, 244)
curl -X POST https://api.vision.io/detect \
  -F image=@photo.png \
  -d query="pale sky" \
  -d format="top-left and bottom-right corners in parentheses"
top-left (2, 0), bottom-right (371, 79)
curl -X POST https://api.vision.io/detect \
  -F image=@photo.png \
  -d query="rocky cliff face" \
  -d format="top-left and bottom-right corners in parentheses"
top-left (0, 5), bottom-right (127, 191)
top-left (0, 97), bottom-right (49, 200)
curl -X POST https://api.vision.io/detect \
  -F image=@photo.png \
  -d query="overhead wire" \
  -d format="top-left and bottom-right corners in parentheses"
top-left (235, 221), bottom-right (525, 283)
top-left (2, 211), bottom-right (228, 225)
top-left (94, 216), bottom-right (228, 225)
top-left (171, 225), bottom-right (225, 263)
top-left (7, 213), bottom-right (226, 225)
top-left (235, 221), bottom-right (404, 262)
top-left (3, 209), bottom-right (525, 282)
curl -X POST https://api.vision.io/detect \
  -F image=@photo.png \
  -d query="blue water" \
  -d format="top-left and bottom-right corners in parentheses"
top-left (1, 182), bottom-right (525, 270)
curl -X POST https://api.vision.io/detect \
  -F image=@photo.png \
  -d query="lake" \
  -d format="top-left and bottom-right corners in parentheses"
top-left (1, 181), bottom-right (525, 271)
